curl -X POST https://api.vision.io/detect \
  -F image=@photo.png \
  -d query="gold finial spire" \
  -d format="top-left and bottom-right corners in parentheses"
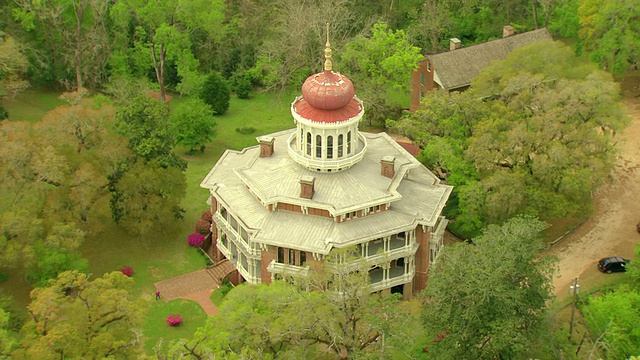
top-left (324, 23), bottom-right (333, 71)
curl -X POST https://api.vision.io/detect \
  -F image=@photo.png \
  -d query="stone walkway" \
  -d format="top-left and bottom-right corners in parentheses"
top-left (154, 268), bottom-right (220, 315)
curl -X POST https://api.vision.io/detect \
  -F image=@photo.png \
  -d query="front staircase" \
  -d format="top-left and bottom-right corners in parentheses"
top-left (206, 259), bottom-right (235, 284)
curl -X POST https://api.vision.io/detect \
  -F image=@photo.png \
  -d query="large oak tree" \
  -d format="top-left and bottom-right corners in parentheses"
top-left (422, 216), bottom-right (556, 359)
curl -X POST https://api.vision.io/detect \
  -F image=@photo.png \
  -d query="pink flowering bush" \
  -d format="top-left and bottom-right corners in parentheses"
top-left (187, 233), bottom-right (205, 247)
top-left (120, 266), bottom-right (133, 277)
top-left (166, 314), bottom-right (183, 326)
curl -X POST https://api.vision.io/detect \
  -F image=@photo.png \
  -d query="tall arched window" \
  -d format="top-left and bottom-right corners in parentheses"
top-left (300, 251), bottom-right (306, 265)
top-left (277, 247), bottom-right (284, 263)
top-left (300, 128), bottom-right (304, 151)
top-left (327, 136), bottom-right (333, 159)
top-left (347, 131), bottom-right (352, 154)
top-left (316, 135), bottom-right (322, 158)
top-left (338, 134), bottom-right (344, 157)
top-left (306, 132), bottom-right (312, 156)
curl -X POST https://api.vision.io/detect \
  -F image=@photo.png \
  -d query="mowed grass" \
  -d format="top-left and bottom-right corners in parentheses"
top-left (1, 90), bottom-right (65, 122)
top-left (143, 299), bottom-right (208, 354)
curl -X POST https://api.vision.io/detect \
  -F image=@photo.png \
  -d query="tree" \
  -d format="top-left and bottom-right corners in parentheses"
top-left (340, 22), bottom-right (422, 125)
top-left (199, 72), bottom-right (230, 116)
top-left (109, 159), bottom-right (186, 237)
top-left (393, 40), bottom-right (628, 237)
top-left (407, 0), bottom-right (453, 54)
top-left (578, 0), bottom-right (640, 76)
top-left (583, 285), bottom-right (640, 358)
top-left (15, 271), bottom-right (146, 359)
top-left (0, 31), bottom-right (29, 100)
top-left (114, 95), bottom-right (185, 170)
top-left (13, 0), bottom-right (114, 90)
top-left (163, 248), bottom-right (418, 359)
top-left (0, 307), bottom-right (16, 357)
top-left (170, 97), bottom-right (216, 153)
top-left (252, 0), bottom-right (366, 90)
top-left (111, 0), bottom-right (225, 101)
top-left (422, 216), bottom-right (556, 359)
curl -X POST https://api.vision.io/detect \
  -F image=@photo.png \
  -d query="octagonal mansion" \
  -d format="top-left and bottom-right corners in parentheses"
top-left (200, 40), bottom-right (452, 298)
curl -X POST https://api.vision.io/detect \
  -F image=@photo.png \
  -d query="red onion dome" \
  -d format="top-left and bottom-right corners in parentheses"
top-left (301, 70), bottom-right (355, 110)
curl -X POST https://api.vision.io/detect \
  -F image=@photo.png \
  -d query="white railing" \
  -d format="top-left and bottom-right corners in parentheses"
top-left (213, 214), bottom-right (260, 257)
top-left (364, 243), bottom-right (418, 265)
top-left (267, 260), bottom-right (311, 277)
top-left (370, 269), bottom-right (415, 292)
top-left (286, 132), bottom-right (368, 172)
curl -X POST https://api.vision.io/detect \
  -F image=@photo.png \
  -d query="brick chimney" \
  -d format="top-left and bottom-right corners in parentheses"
top-left (300, 176), bottom-right (315, 199)
top-left (381, 156), bottom-right (395, 178)
top-left (449, 38), bottom-right (462, 51)
top-left (257, 136), bottom-right (275, 158)
top-left (503, 25), bottom-right (515, 38)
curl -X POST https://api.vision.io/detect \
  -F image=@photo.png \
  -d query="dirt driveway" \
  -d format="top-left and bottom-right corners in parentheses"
top-left (548, 74), bottom-right (640, 297)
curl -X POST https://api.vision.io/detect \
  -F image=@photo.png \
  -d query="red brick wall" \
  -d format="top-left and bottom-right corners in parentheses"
top-left (413, 225), bottom-right (432, 293)
top-left (276, 202), bottom-right (303, 213)
top-left (261, 245), bottom-right (276, 285)
top-left (410, 58), bottom-right (436, 111)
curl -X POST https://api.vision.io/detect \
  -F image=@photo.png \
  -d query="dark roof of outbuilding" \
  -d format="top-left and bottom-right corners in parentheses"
top-left (428, 28), bottom-right (553, 90)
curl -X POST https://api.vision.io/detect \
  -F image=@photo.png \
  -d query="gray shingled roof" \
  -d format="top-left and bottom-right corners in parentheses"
top-left (430, 28), bottom-right (552, 90)
top-left (201, 130), bottom-right (453, 254)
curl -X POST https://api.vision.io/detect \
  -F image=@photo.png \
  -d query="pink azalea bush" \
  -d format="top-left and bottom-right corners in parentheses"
top-left (120, 266), bottom-right (133, 277)
top-left (166, 314), bottom-right (183, 326)
top-left (188, 233), bottom-right (205, 247)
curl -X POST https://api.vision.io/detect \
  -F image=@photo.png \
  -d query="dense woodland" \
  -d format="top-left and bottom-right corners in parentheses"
top-left (1, 0), bottom-right (639, 358)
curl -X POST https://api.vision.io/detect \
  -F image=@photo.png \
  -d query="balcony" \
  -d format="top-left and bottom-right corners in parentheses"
top-left (213, 213), bottom-right (259, 257)
top-left (369, 267), bottom-right (415, 293)
top-left (365, 243), bottom-right (418, 265)
top-left (267, 260), bottom-right (310, 278)
top-left (287, 132), bottom-right (368, 172)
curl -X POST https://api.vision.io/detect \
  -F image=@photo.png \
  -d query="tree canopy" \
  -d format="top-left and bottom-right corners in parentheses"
top-left (14, 271), bottom-right (146, 359)
top-left (163, 248), bottom-right (419, 359)
top-left (393, 40), bottom-right (628, 237)
top-left (422, 216), bottom-right (556, 358)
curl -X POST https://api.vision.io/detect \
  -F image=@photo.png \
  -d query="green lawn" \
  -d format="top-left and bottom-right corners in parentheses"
top-left (142, 298), bottom-right (208, 354)
top-left (1, 90), bottom-right (65, 122)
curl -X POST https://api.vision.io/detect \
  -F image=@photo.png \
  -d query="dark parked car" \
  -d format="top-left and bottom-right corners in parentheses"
top-left (598, 257), bottom-right (630, 273)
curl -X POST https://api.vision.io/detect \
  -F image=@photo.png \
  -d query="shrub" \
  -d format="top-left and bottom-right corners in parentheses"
top-left (201, 209), bottom-right (213, 223)
top-left (235, 127), bottom-right (256, 134)
top-left (120, 266), bottom-right (133, 277)
top-left (231, 70), bottom-right (252, 99)
top-left (0, 105), bottom-right (8, 120)
top-left (199, 72), bottom-right (230, 115)
top-left (166, 314), bottom-right (183, 326)
top-left (195, 218), bottom-right (211, 235)
top-left (188, 233), bottom-right (205, 247)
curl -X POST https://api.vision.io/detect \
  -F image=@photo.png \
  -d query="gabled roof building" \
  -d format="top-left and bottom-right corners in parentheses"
top-left (410, 26), bottom-right (553, 111)
top-left (201, 34), bottom-right (452, 298)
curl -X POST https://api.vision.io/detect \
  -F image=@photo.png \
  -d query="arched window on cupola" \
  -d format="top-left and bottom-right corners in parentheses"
top-left (327, 136), bottom-right (333, 159)
top-left (338, 134), bottom-right (344, 157)
top-left (316, 135), bottom-right (322, 158)
top-left (300, 128), bottom-right (304, 151)
top-left (306, 132), bottom-right (312, 156)
top-left (347, 131), bottom-right (352, 154)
